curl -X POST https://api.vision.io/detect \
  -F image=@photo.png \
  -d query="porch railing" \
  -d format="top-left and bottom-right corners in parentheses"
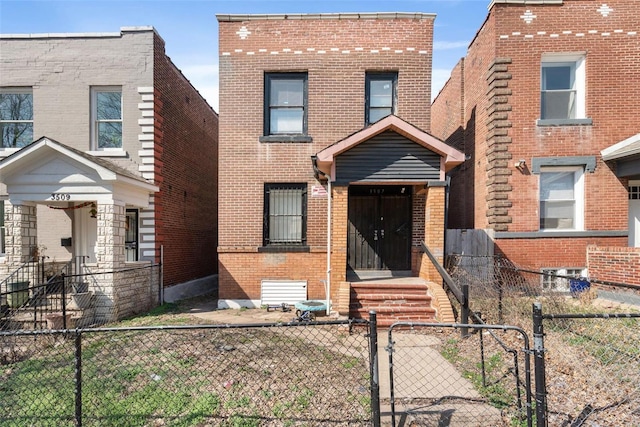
top-left (420, 241), bottom-right (471, 335)
top-left (0, 257), bottom-right (85, 330)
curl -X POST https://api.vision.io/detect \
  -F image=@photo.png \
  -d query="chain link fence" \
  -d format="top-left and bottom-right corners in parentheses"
top-left (1, 321), bottom-right (373, 426)
top-left (384, 323), bottom-right (532, 427)
top-left (447, 254), bottom-right (640, 426)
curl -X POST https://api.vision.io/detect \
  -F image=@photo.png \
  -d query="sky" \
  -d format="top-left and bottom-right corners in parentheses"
top-left (0, 0), bottom-right (492, 111)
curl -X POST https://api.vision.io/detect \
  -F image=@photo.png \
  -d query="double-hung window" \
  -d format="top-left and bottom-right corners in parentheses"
top-left (540, 55), bottom-right (588, 124)
top-left (365, 72), bottom-right (397, 125)
top-left (263, 183), bottom-right (307, 247)
top-left (92, 87), bottom-right (122, 149)
top-left (0, 88), bottom-right (33, 148)
top-left (264, 73), bottom-right (308, 137)
top-left (539, 167), bottom-right (584, 231)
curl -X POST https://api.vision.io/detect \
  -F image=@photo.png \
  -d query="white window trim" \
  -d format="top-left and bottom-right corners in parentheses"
top-left (90, 86), bottom-right (123, 151)
top-left (539, 166), bottom-right (585, 232)
top-left (0, 87), bottom-right (34, 150)
top-left (541, 53), bottom-right (586, 120)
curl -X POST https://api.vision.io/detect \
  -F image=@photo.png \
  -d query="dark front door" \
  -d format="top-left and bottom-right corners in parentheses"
top-left (348, 186), bottom-right (412, 271)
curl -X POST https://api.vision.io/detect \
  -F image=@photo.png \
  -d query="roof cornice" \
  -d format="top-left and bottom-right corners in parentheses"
top-left (0, 26), bottom-right (158, 40)
top-left (488, 0), bottom-right (563, 11)
top-left (216, 12), bottom-right (435, 22)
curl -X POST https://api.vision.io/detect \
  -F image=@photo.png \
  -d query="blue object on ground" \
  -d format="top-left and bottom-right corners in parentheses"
top-left (294, 300), bottom-right (327, 312)
top-left (569, 278), bottom-right (590, 297)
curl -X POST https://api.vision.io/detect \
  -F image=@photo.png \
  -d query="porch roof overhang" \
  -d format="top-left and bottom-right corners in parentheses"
top-left (601, 132), bottom-right (640, 178)
top-left (314, 115), bottom-right (465, 182)
top-left (0, 136), bottom-right (158, 206)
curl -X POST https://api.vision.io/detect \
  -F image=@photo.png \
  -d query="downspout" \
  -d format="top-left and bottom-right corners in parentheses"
top-left (311, 155), bottom-right (332, 316)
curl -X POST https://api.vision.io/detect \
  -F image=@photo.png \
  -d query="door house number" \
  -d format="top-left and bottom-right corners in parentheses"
top-left (50, 193), bottom-right (71, 201)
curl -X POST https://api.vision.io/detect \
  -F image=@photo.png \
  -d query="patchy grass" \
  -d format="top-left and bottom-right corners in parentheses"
top-left (1, 295), bottom-right (372, 426)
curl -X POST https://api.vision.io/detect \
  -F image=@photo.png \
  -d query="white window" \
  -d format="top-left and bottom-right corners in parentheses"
top-left (0, 88), bottom-right (33, 148)
top-left (540, 54), bottom-right (585, 120)
top-left (541, 268), bottom-right (586, 292)
top-left (539, 166), bottom-right (584, 231)
top-left (91, 87), bottom-right (122, 149)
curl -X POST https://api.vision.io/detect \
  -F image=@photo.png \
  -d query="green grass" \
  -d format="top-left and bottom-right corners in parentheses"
top-left (1, 294), bottom-right (371, 426)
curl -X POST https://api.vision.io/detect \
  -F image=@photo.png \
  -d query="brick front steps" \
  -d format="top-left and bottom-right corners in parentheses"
top-left (349, 281), bottom-right (437, 327)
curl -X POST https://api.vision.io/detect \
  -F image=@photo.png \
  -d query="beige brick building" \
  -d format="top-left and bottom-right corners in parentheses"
top-left (217, 13), bottom-right (463, 319)
top-left (0, 27), bottom-right (218, 321)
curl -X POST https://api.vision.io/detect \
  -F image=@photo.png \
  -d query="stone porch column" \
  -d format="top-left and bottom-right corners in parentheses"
top-left (94, 201), bottom-right (126, 322)
top-left (96, 201), bottom-right (126, 270)
top-left (4, 201), bottom-right (37, 266)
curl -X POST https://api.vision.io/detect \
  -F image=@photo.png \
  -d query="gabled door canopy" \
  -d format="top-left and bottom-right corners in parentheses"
top-left (315, 115), bottom-right (465, 181)
top-left (0, 136), bottom-right (158, 206)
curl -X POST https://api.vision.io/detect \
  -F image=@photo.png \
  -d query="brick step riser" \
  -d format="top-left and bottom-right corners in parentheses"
top-left (351, 296), bottom-right (431, 304)
top-left (350, 287), bottom-right (428, 295)
top-left (349, 301), bottom-right (431, 310)
top-left (351, 307), bottom-right (435, 315)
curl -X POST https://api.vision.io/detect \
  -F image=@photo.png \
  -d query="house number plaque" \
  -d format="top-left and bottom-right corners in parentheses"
top-left (50, 193), bottom-right (71, 201)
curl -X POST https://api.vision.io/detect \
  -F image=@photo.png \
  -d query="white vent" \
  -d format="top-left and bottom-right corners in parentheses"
top-left (261, 280), bottom-right (307, 306)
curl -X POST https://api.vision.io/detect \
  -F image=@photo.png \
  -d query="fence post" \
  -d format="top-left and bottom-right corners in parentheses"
top-left (75, 331), bottom-right (83, 427)
top-left (61, 273), bottom-right (68, 329)
top-left (533, 302), bottom-right (547, 427)
top-left (368, 311), bottom-right (381, 427)
top-left (461, 284), bottom-right (469, 338)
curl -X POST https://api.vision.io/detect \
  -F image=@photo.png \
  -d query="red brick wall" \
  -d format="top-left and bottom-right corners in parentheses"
top-left (432, 0), bottom-right (637, 268)
top-left (154, 34), bottom-right (219, 286)
top-left (431, 59), bottom-right (465, 149)
top-left (218, 15), bottom-right (435, 303)
top-left (587, 245), bottom-right (640, 287)
top-left (493, 0), bottom-right (635, 234)
top-left (417, 186), bottom-right (446, 281)
top-left (497, 237), bottom-right (628, 270)
top-left (431, 59), bottom-right (474, 229)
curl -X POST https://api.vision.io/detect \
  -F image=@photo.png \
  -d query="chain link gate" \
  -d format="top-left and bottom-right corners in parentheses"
top-left (384, 322), bottom-right (533, 427)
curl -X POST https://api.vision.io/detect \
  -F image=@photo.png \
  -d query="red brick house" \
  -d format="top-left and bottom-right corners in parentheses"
top-left (0, 27), bottom-right (218, 321)
top-left (217, 13), bottom-right (464, 322)
top-left (431, 0), bottom-right (640, 287)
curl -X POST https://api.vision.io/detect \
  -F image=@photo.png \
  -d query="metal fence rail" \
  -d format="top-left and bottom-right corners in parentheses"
top-left (447, 254), bottom-right (640, 427)
top-left (386, 322), bottom-right (532, 427)
top-left (536, 304), bottom-right (640, 427)
top-left (1, 264), bottom-right (161, 331)
top-left (1, 320), bottom-right (373, 426)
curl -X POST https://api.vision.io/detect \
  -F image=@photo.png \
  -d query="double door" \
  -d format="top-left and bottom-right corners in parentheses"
top-left (347, 187), bottom-right (411, 271)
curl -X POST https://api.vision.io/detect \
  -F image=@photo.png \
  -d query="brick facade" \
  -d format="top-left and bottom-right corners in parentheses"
top-left (217, 13), bottom-right (456, 309)
top-left (587, 246), bottom-right (640, 287)
top-left (153, 33), bottom-right (219, 286)
top-left (432, 0), bottom-right (639, 272)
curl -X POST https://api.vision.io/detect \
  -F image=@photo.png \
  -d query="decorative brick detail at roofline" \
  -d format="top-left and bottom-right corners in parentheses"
top-left (485, 58), bottom-right (513, 232)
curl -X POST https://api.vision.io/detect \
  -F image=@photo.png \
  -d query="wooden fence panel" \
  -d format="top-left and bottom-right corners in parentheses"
top-left (446, 229), bottom-right (495, 256)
